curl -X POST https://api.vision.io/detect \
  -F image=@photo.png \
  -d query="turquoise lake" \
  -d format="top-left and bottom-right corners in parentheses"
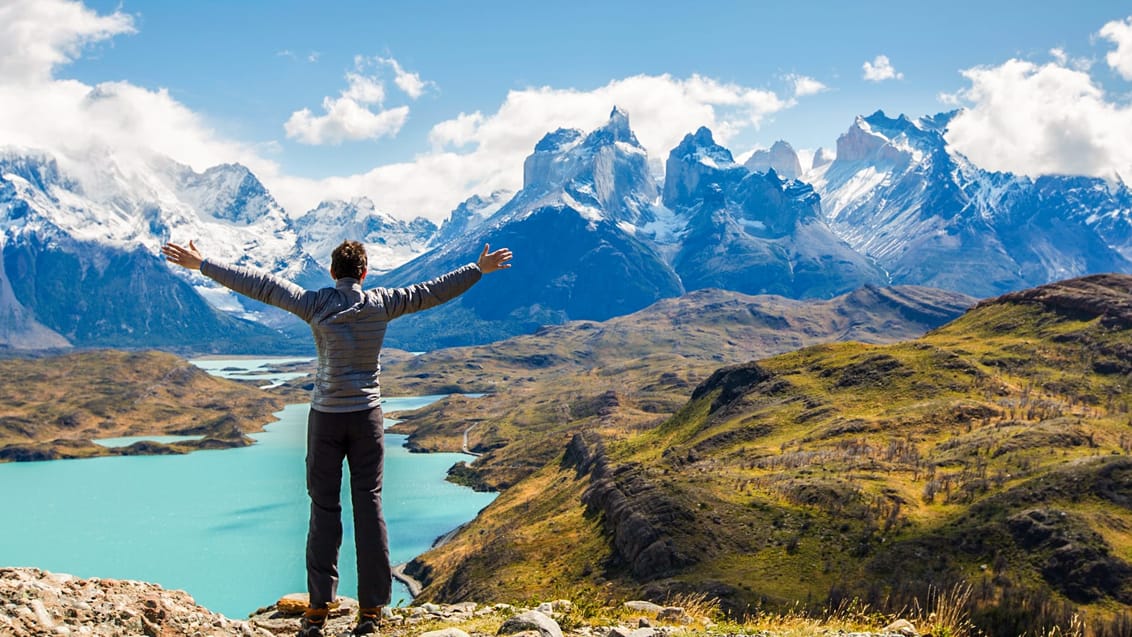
top-left (0, 358), bottom-right (496, 618)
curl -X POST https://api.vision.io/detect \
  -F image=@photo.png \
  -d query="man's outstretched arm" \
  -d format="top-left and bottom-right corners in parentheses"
top-left (162, 241), bottom-right (319, 322)
top-left (381, 244), bottom-right (513, 320)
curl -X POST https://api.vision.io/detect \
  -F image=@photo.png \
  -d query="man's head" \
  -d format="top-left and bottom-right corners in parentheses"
top-left (330, 240), bottom-right (368, 281)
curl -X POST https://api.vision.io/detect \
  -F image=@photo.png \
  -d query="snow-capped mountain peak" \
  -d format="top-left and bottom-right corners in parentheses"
top-left (432, 189), bottom-right (513, 248)
top-left (744, 140), bottom-right (803, 180)
top-left (809, 109), bottom-right (1132, 296)
top-left (174, 162), bottom-right (286, 226)
top-left (810, 147), bottom-right (835, 170)
top-left (662, 126), bottom-right (742, 207)
top-left (582, 106), bottom-right (641, 149)
top-left (292, 197), bottom-right (436, 273)
top-left (514, 108), bottom-right (658, 226)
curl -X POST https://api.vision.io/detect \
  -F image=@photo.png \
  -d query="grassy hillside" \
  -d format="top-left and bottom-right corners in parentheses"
top-left (0, 350), bottom-right (286, 461)
top-left (381, 285), bottom-right (972, 489)
top-left (401, 274), bottom-right (1132, 637)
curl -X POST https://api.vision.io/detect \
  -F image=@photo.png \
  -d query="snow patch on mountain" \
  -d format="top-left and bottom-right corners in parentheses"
top-left (560, 192), bottom-right (604, 225)
top-left (815, 165), bottom-right (889, 220)
top-left (638, 198), bottom-right (686, 245)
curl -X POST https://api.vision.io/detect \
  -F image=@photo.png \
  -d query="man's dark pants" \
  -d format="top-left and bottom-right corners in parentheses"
top-left (306, 406), bottom-right (390, 609)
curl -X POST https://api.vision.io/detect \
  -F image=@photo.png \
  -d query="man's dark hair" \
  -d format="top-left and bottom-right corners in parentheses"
top-left (331, 240), bottom-right (368, 280)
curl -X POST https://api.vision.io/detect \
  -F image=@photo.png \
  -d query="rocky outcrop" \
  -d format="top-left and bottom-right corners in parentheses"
top-left (498, 609), bottom-right (563, 637)
top-left (561, 432), bottom-right (603, 477)
top-left (0, 567), bottom-right (260, 636)
top-left (689, 361), bottom-right (775, 413)
top-left (743, 141), bottom-right (803, 180)
top-left (0, 566), bottom-right (946, 637)
top-left (975, 273), bottom-right (1132, 329)
top-left (1007, 508), bottom-right (1132, 604)
top-left (567, 434), bottom-right (699, 580)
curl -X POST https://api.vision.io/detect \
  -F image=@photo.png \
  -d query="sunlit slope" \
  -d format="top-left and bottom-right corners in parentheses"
top-left (406, 274), bottom-right (1132, 629)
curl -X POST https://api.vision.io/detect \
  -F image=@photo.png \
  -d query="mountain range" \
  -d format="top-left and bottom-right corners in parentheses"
top-left (1, 107), bottom-right (1130, 350)
top-left (810, 111), bottom-right (1132, 296)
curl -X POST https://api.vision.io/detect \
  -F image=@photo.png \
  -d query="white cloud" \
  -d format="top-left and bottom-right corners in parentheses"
top-left (376, 57), bottom-right (431, 99)
top-left (0, 1), bottom-right (282, 206)
top-left (788, 74), bottom-right (828, 97)
top-left (282, 55), bottom-right (431, 145)
top-left (862, 55), bottom-right (904, 82)
top-left (342, 71), bottom-right (385, 104)
top-left (1046, 46), bottom-right (1093, 72)
top-left (277, 49), bottom-right (320, 63)
top-left (1099, 16), bottom-right (1132, 80)
top-left (280, 73), bottom-right (798, 221)
top-left (283, 57), bottom-right (413, 145)
top-left (945, 58), bottom-right (1132, 181)
top-left (0, 0), bottom-right (134, 83)
top-left (284, 101), bottom-right (409, 146)
top-left (425, 74), bottom-right (791, 172)
top-left (0, 1), bottom-right (811, 224)
top-left (0, 75), bottom-right (283, 197)
top-left (428, 112), bottom-right (486, 149)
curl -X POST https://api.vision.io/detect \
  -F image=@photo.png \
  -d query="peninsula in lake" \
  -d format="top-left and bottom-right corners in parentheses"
top-left (0, 350), bottom-right (288, 462)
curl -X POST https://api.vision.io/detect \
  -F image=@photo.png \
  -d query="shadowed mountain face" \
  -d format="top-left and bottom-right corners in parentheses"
top-left (386, 274), bottom-right (1132, 637)
top-left (1, 233), bottom-right (301, 353)
top-left (379, 206), bottom-right (684, 351)
top-left (665, 127), bottom-right (886, 299)
top-left (378, 109), bottom-right (685, 350)
top-left (380, 116), bottom-right (895, 350)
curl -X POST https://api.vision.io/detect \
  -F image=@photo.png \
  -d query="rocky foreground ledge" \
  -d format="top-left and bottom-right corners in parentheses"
top-left (0, 568), bottom-right (920, 637)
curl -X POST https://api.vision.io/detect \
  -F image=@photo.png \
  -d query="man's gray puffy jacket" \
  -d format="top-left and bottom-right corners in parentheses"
top-left (201, 259), bottom-right (482, 413)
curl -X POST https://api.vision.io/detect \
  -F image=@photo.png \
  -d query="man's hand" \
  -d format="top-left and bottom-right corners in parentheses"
top-left (162, 241), bottom-right (204, 271)
top-left (477, 243), bottom-right (513, 274)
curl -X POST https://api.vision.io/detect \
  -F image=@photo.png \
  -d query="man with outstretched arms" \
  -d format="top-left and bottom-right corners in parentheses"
top-left (162, 239), bottom-right (512, 637)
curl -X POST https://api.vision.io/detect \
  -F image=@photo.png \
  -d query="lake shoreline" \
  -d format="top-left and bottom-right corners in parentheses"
top-left (0, 356), bottom-right (498, 616)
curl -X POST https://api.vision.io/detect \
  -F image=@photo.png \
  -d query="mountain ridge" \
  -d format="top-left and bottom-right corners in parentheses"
top-left (5, 107), bottom-right (1132, 350)
top-left (808, 110), bottom-right (1132, 296)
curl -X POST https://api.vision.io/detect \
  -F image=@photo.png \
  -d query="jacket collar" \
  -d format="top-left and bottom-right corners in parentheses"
top-left (335, 277), bottom-right (363, 292)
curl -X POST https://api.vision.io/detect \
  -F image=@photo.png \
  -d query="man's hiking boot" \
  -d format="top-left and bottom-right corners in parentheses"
top-left (353, 607), bottom-right (382, 636)
top-left (297, 607), bottom-right (329, 637)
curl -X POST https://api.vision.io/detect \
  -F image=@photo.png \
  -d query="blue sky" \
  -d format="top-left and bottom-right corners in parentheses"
top-left (3, 0), bottom-right (1131, 221)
